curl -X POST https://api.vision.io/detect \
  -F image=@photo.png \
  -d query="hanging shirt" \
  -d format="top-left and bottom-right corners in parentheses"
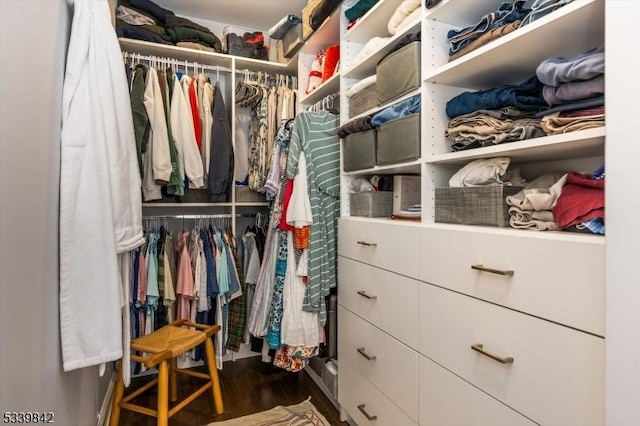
top-left (146, 233), bottom-right (160, 309)
top-left (176, 230), bottom-right (195, 320)
top-left (188, 76), bottom-right (202, 151)
top-left (208, 83), bottom-right (234, 201)
top-left (162, 233), bottom-right (177, 323)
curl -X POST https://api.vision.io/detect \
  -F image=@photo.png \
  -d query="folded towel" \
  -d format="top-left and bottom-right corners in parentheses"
top-left (506, 173), bottom-right (567, 211)
top-left (388, 0), bottom-right (421, 35)
top-left (352, 37), bottom-right (390, 66)
top-left (346, 75), bottom-right (377, 97)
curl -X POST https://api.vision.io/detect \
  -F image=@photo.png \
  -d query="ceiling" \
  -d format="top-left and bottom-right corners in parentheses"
top-left (152, 0), bottom-right (310, 32)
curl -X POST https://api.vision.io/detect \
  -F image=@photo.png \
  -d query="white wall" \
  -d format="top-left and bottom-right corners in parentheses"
top-left (0, 1), bottom-right (111, 424)
top-left (605, 2), bottom-right (640, 426)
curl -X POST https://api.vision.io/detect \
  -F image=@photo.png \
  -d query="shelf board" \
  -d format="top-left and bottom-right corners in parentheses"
top-left (339, 216), bottom-right (424, 227)
top-left (424, 222), bottom-right (605, 244)
top-left (119, 38), bottom-right (297, 75)
top-left (424, 0), bottom-right (507, 27)
top-left (343, 16), bottom-right (421, 80)
top-left (235, 202), bottom-right (270, 207)
top-left (343, 0), bottom-right (406, 43)
top-left (142, 203), bottom-right (233, 208)
top-left (343, 159), bottom-right (421, 176)
top-left (342, 87), bottom-right (421, 126)
top-left (300, 73), bottom-right (341, 106)
top-left (425, 0), bottom-right (604, 89)
top-left (426, 127), bottom-right (605, 166)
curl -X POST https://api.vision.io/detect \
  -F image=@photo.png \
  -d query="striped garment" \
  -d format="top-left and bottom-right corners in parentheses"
top-left (286, 111), bottom-right (340, 326)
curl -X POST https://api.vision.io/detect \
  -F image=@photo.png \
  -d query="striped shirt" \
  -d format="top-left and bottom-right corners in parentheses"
top-left (287, 111), bottom-right (340, 326)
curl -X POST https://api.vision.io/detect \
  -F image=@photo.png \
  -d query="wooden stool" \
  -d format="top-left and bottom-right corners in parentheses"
top-left (109, 320), bottom-right (224, 426)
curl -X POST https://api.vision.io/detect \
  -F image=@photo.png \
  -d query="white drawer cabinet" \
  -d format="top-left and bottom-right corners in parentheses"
top-left (418, 282), bottom-right (604, 426)
top-left (419, 355), bottom-right (536, 426)
top-left (338, 256), bottom-right (419, 349)
top-left (418, 225), bottom-right (605, 336)
top-left (338, 358), bottom-right (418, 426)
top-left (338, 306), bottom-right (419, 422)
top-left (338, 218), bottom-right (420, 278)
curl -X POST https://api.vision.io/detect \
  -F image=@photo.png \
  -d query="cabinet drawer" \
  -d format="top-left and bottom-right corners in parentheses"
top-left (418, 282), bottom-right (604, 426)
top-left (338, 306), bottom-right (419, 422)
top-left (338, 257), bottom-right (419, 349)
top-left (418, 226), bottom-right (604, 336)
top-left (419, 355), bottom-right (536, 426)
top-left (338, 218), bottom-right (419, 278)
top-left (338, 359), bottom-right (418, 426)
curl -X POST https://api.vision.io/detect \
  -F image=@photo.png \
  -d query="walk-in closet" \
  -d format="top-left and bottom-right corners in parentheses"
top-left (0, 1), bottom-right (639, 426)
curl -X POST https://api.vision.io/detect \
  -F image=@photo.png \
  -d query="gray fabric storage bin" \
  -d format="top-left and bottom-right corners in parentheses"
top-left (343, 129), bottom-right (376, 171)
top-left (349, 84), bottom-right (377, 118)
top-left (376, 113), bottom-right (420, 166)
top-left (376, 41), bottom-right (421, 105)
top-left (435, 186), bottom-right (524, 227)
top-left (282, 23), bottom-right (304, 58)
top-left (350, 191), bottom-right (393, 217)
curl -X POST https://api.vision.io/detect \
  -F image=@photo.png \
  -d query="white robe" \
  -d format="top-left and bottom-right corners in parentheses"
top-left (60, 0), bottom-right (144, 372)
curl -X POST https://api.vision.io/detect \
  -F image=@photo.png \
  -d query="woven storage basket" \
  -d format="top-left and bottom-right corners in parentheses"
top-left (435, 186), bottom-right (524, 227)
top-left (350, 191), bottom-right (393, 217)
top-left (349, 84), bottom-right (377, 118)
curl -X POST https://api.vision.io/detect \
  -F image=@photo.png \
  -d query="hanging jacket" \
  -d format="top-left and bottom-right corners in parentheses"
top-left (170, 75), bottom-right (204, 188)
top-left (208, 83), bottom-right (234, 201)
top-left (59, 0), bottom-right (144, 372)
top-left (142, 67), bottom-right (172, 200)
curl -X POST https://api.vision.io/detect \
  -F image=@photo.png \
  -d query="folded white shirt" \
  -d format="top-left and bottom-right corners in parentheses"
top-left (388, 0), bottom-right (421, 35)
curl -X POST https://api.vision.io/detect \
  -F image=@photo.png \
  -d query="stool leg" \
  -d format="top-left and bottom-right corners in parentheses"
top-left (157, 360), bottom-right (169, 426)
top-left (204, 337), bottom-right (224, 414)
top-left (109, 361), bottom-right (124, 426)
top-left (169, 358), bottom-right (178, 403)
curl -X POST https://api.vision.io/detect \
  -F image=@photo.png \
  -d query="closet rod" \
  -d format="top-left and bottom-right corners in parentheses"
top-left (143, 213), bottom-right (262, 219)
top-left (308, 92), bottom-right (340, 112)
top-left (123, 51), bottom-right (234, 74)
top-left (122, 51), bottom-right (293, 80)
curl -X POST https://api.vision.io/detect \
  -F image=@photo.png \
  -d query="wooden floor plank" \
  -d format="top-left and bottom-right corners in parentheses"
top-left (117, 356), bottom-right (347, 425)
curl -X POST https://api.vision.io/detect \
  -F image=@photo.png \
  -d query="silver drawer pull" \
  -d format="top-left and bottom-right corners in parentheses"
top-left (471, 264), bottom-right (514, 276)
top-left (357, 347), bottom-right (377, 361)
top-left (357, 404), bottom-right (378, 421)
top-left (357, 290), bottom-right (377, 300)
top-left (357, 241), bottom-right (377, 247)
top-left (471, 343), bottom-right (514, 364)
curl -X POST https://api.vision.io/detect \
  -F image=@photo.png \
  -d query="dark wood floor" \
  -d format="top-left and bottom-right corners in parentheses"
top-left (117, 356), bottom-right (346, 425)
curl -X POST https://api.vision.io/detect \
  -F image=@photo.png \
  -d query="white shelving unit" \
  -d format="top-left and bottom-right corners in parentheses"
top-left (297, 9), bottom-right (341, 109)
top-left (336, 1), bottom-right (607, 425)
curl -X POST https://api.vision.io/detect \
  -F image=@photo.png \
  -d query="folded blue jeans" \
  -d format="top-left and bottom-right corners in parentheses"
top-left (447, 1), bottom-right (529, 54)
top-left (371, 94), bottom-right (421, 127)
top-left (445, 76), bottom-right (546, 119)
top-left (521, 0), bottom-right (574, 26)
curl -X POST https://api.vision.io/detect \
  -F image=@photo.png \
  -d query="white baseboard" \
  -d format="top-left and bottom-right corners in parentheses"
top-left (96, 372), bottom-right (116, 426)
top-left (304, 364), bottom-right (340, 411)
